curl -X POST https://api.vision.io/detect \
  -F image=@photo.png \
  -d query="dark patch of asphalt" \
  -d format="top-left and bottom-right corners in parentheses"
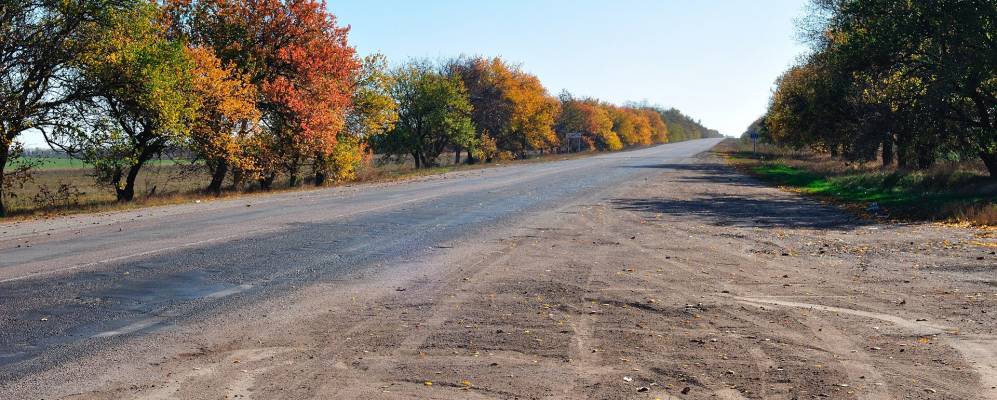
top-left (0, 139), bottom-right (722, 383)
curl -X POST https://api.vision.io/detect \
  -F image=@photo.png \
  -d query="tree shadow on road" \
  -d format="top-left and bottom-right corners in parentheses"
top-left (620, 163), bottom-right (773, 189)
top-left (611, 194), bottom-right (870, 230)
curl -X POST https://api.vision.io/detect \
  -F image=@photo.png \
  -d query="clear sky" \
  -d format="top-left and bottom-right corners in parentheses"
top-left (18, 1), bottom-right (809, 147)
top-left (332, 0), bottom-right (810, 137)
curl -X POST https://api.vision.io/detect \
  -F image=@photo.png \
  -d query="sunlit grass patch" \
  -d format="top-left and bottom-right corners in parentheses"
top-left (716, 139), bottom-right (997, 226)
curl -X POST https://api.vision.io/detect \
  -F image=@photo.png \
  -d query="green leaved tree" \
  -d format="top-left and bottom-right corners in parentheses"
top-left (374, 61), bottom-right (476, 168)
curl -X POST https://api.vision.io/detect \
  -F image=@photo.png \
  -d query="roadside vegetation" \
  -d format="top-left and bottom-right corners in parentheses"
top-left (736, 0), bottom-right (995, 225)
top-left (718, 140), bottom-right (997, 225)
top-left (0, 0), bottom-right (720, 218)
top-left (746, 2), bottom-right (995, 180)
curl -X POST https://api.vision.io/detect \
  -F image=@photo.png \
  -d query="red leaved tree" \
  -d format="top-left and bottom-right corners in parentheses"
top-left (165, 0), bottom-right (358, 188)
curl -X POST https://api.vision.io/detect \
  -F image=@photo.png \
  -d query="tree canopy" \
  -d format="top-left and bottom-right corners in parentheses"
top-left (762, 0), bottom-right (997, 175)
top-left (373, 61), bottom-right (476, 168)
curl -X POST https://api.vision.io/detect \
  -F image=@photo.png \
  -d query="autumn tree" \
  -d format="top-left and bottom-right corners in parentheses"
top-left (765, 64), bottom-right (827, 150)
top-left (634, 112), bottom-right (654, 145)
top-left (556, 95), bottom-right (621, 151)
top-left (186, 46), bottom-right (260, 194)
top-left (315, 53), bottom-right (397, 185)
top-left (373, 61), bottom-right (476, 168)
top-left (163, 0), bottom-right (359, 188)
top-left (447, 57), bottom-right (559, 161)
top-left (642, 109), bottom-right (669, 144)
top-left (48, 3), bottom-right (199, 202)
top-left (0, 0), bottom-right (137, 215)
top-left (445, 57), bottom-right (503, 161)
top-left (609, 107), bottom-right (654, 147)
top-left (608, 106), bottom-right (636, 146)
top-left (501, 64), bottom-right (560, 155)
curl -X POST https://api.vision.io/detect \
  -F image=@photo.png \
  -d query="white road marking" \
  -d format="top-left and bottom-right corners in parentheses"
top-left (91, 283), bottom-right (255, 338)
top-left (91, 317), bottom-right (163, 338)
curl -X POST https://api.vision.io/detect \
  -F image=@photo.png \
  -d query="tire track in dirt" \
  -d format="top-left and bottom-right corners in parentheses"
top-left (737, 296), bottom-right (997, 397)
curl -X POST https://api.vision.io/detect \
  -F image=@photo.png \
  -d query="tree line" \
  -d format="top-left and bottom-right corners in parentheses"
top-left (753, 0), bottom-right (996, 176)
top-left (0, 0), bottom-right (721, 217)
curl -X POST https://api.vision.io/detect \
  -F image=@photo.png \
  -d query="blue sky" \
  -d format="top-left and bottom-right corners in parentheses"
top-left (333, 0), bottom-right (810, 137)
top-left (19, 1), bottom-right (809, 147)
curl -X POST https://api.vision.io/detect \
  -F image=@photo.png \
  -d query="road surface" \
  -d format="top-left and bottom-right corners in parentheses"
top-left (1, 138), bottom-right (995, 399)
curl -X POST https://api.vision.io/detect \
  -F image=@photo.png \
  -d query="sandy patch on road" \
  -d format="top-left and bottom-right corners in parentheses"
top-left (12, 155), bottom-right (997, 399)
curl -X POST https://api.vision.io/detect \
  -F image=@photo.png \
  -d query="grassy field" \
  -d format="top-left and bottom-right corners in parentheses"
top-left (3, 163), bottom-right (212, 216)
top-left (12, 157), bottom-right (193, 171)
top-left (715, 139), bottom-right (997, 226)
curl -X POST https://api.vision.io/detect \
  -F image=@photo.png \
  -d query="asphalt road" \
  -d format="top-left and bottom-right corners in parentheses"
top-left (0, 138), bottom-right (723, 384)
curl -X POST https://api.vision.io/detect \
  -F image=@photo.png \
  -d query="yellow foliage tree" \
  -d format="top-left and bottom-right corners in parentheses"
top-left (187, 46), bottom-right (260, 194)
top-left (450, 57), bottom-right (560, 159)
top-left (500, 65), bottom-right (561, 153)
top-left (316, 53), bottom-right (398, 185)
top-left (642, 109), bottom-right (669, 143)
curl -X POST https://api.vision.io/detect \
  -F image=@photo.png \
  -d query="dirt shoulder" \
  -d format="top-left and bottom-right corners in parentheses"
top-left (9, 153), bottom-right (996, 399)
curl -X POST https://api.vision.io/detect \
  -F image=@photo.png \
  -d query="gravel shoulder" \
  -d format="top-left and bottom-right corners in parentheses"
top-left (3, 151), bottom-right (996, 399)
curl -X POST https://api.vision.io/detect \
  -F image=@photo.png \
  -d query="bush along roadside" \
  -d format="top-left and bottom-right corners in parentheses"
top-left (715, 140), bottom-right (997, 226)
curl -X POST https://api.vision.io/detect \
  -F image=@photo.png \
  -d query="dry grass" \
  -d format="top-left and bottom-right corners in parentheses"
top-left (5, 164), bottom-right (210, 215)
top-left (947, 203), bottom-right (997, 226)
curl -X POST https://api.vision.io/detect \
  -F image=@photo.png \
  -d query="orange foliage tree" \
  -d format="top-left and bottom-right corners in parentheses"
top-left (186, 46), bottom-right (260, 194)
top-left (503, 67), bottom-right (561, 154)
top-left (448, 57), bottom-right (560, 161)
top-left (164, 0), bottom-right (359, 189)
top-left (642, 108), bottom-right (669, 144)
top-left (608, 106), bottom-right (660, 147)
top-left (557, 94), bottom-right (622, 151)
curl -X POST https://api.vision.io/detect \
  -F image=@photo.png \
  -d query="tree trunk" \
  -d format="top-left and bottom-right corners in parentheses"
top-left (0, 141), bottom-right (8, 217)
top-left (231, 168), bottom-right (245, 191)
top-left (981, 150), bottom-right (997, 177)
top-left (454, 147), bottom-right (460, 165)
top-left (881, 137), bottom-right (894, 167)
top-left (116, 162), bottom-right (144, 202)
top-left (259, 173), bottom-right (276, 190)
top-left (287, 159), bottom-right (300, 187)
top-left (896, 136), bottom-right (910, 168)
top-left (207, 159), bottom-right (228, 195)
top-left (915, 145), bottom-right (934, 170)
top-left (412, 152), bottom-right (421, 169)
top-left (314, 153), bottom-right (327, 187)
